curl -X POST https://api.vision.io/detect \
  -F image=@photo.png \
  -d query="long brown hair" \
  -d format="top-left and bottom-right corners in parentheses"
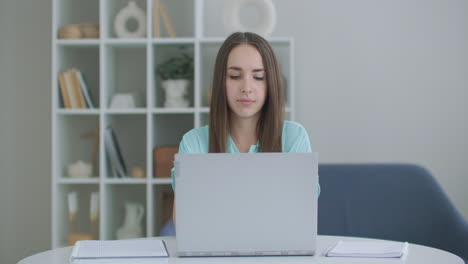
top-left (209, 32), bottom-right (285, 153)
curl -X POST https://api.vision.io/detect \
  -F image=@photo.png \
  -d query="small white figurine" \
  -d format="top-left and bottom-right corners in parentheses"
top-left (110, 93), bottom-right (137, 108)
top-left (67, 160), bottom-right (93, 178)
top-left (116, 201), bottom-right (145, 239)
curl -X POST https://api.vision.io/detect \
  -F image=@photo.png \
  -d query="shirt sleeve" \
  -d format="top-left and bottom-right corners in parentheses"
top-left (171, 135), bottom-right (191, 191)
top-left (284, 121), bottom-right (312, 153)
top-left (288, 129), bottom-right (312, 153)
top-left (284, 122), bottom-right (320, 196)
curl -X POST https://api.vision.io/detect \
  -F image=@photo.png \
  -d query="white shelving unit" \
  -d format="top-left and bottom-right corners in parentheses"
top-left (51, 0), bottom-right (295, 248)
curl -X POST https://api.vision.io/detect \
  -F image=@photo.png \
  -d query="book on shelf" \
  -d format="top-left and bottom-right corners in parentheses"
top-left (58, 72), bottom-right (71, 108)
top-left (70, 69), bottom-right (86, 108)
top-left (153, 0), bottom-right (176, 38)
top-left (104, 126), bottom-right (128, 178)
top-left (58, 68), bottom-right (96, 109)
top-left (75, 69), bottom-right (96, 108)
top-left (62, 70), bottom-right (80, 108)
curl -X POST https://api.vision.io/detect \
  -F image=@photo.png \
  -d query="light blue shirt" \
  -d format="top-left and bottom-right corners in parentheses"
top-left (171, 120), bottom-right (319, 194)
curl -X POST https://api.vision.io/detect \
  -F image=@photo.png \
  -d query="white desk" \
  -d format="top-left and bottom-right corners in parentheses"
top-left (18, 235), bottom-right (463, 264)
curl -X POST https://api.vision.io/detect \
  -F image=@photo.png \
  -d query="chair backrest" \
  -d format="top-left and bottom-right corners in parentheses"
top-left (318, 164), bottom-right (468, 262)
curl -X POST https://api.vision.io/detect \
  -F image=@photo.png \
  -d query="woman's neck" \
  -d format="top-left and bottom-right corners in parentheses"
top-left (229, 115), bottom-right (259, 152)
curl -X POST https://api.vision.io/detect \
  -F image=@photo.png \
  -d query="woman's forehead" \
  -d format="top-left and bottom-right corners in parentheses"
top-left (227, 44), bottom-right (264, 70)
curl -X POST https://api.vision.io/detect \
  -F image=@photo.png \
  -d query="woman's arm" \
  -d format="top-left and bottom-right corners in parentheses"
top-left (170, 131), bottom-right (195, 231)
top-left (172, 198), bottom-right (176, 231)
top-left (283, 121), bottom-right (320, 196)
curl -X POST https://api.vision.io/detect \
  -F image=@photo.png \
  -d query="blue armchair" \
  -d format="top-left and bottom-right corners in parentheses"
top-left (160, 163), bottom-right (468, 262)
top-left (318, 164), bottom-right (468, 263)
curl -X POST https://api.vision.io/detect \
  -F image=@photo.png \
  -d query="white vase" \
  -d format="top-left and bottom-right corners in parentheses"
top-left (116, 201), bottom-right (144, 239)
top-left (114, 1), bottom-right (147, 39)
top-left (161, 79), bottom-right (190, 108)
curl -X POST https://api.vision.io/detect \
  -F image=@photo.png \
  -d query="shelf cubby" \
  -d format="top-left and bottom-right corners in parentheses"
top-left (153, 44), bottom-right (195, 108)
top-left (153, 114), bottom-right (194, 147)
top-left (104, 184), bottom-right (147, 239)
top-left (104, 44), bottom-right (147, 108)
top-left (56, 45), bottom-right (100, 109)
top-left (55, 0), bottom-right (100, 36)
top-left (152, 0), bottom-right (195, 38)
top-left (57, 115), bottom-right (100, 179)
top-left (104, 114), bottom-right (147, 178)
top-left (104, 0), bottom-right (148, 39)
top-left (56, 184), bottom-right (100, 246)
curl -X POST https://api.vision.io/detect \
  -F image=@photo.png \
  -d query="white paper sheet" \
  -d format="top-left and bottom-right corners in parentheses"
top-left (70, 239), bottom-right (168, 263)
top-left (326, 240), bottom-right (408, 258)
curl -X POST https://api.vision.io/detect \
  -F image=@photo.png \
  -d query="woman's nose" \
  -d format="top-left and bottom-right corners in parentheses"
top-left (241, 78), bottom-right (253, 93)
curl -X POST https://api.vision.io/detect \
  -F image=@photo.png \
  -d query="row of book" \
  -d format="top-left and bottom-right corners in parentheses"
top-left (58, 68), bottom-right (96, 109)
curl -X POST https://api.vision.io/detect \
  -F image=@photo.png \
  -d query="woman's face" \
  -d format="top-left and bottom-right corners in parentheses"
top-left (225, 44), bottom-right (267, 121)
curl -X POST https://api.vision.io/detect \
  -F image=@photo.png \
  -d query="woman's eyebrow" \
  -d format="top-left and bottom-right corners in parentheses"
top-left (227, 66), bottom-right (265, 72)
top-left (227, 66), bottom-right (242, 71)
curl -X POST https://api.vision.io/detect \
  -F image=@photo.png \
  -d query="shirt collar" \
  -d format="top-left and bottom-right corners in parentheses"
top-left (228, 135), bottom-right (259, 153)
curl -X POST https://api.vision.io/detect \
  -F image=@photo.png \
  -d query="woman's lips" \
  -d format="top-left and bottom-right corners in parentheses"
top-left (238, 99), bottom-right (255, 106)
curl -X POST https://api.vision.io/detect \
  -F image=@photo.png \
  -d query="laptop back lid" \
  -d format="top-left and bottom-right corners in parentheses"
top-left (175, 152), bottom-right (318, 256)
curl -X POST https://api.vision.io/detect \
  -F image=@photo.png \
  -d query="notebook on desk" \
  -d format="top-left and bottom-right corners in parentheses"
top-left (174, 152), bottom-right (319, 257)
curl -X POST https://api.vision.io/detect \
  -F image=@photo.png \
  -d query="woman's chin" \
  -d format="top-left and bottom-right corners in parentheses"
top-left (231, 110), bottom-right (261, 120)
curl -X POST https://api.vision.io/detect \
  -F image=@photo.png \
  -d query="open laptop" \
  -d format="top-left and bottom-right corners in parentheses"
top-left (174, 152), bottom-right (319, 257)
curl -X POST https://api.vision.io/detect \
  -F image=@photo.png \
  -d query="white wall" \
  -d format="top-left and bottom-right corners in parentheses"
top-left (0, 1), bottom-right (51, 264)
top-left (1, 0), bottom-right (467, 263)
top-left (309, 0), bottom-right (468, 217)
top-left (207, 0), bottom-right (468, 215)
top-left (285, 0), bottom-right (468, 220)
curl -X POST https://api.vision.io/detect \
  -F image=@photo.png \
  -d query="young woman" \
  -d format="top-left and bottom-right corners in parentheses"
top-left (171, 32), bottom-right (314, 226)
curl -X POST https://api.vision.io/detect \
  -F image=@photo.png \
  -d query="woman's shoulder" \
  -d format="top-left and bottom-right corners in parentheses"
top-left (282, 120), bottom-right (308, 135)
top-left (282, 120), bottom-right (311, 152)
top-left (183, 125), bottom-right (209, 139)
top-left (180, 125), bottom-right (209, 153)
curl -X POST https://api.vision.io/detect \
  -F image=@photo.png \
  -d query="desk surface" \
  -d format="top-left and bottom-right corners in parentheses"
top-left (18, 235), bottom-right (463, 264)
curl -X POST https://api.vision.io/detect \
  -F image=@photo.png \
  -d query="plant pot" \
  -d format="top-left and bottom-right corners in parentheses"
top-left (161, 79), bottom-right (190, 108)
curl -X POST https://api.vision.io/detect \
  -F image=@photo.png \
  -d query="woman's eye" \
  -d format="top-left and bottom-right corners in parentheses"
top-left (254, 76), bottom-right (265, 81)
top-left (229, 75), bottom-right (240, 80)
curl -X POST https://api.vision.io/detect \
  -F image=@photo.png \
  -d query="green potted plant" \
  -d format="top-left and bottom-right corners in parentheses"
top-left (157, 52), bottom-right (194, 108)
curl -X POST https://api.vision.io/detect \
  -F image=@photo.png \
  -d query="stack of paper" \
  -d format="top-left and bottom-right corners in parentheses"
top-left (70, 239), bottom-right (168, 263)
top-left (326, 240), bottom-right (408, 258)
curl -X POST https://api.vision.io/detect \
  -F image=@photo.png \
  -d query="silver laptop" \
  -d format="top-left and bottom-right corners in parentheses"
top-left (174, 152), bottom-right (319, 257)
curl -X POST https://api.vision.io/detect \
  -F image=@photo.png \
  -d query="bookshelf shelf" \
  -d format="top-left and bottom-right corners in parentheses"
top-left (57, 39), bottom-right (101, 46)
top-left (105, 39), bottom-right (148, 45)
top-left (51, 0), bottom-right (295, 248)
top-left (152, 38), bottom-right (196, 44)
top-left (57, 109), bottom-right (100, 115)
top-left (199, 107), bottom-right (210, 113)
top-left (105, 109), bottom-right (148, 114)
top-left (152, 108), bottom-right (195, 114)
top-left (151, 178), bottom-right (172, 185)
top-left (58, 178), bottom-right (100, 184)
top-left (104, 178), bottom-right (147, 184)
